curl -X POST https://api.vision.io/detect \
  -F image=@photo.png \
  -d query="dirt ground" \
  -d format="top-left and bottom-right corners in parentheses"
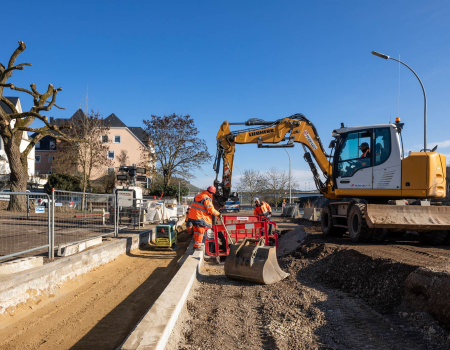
top-left (0, 231), bottom-right (192, 350)
top-left (168, 213), bottom-right (450, 350)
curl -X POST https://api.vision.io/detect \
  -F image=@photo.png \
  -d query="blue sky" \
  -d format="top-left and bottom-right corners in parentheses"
top-left (3, 0), bottom-right (450, 190)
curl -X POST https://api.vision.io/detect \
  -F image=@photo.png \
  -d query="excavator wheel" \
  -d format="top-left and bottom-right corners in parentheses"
top-left (321, 205), bottom-right (346, 237)
top-left (348, 203), bottom-right (372, 242)
top-left (419, 230), bottom-right (449, 245)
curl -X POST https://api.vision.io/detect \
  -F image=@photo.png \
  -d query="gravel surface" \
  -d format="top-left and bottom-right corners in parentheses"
top-left (0, 231), bottom-right (191, 350)
top-left (169, 215), bottom-right (450, 350)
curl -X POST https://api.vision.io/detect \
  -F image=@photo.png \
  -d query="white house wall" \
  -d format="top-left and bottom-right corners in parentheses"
top-left (0, 98), bottom-right (36, 176)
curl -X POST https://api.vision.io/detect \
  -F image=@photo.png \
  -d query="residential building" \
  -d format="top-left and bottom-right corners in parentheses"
top-left (100, 113), bottom-right (151, 178)
top-left (0, 97), bottom-right (36, 179)
top-left (32, 109), bottom-right (152, 180)
top-left (32, 134), bottom-right (57, 175)
top-left (30, 109), bottom-right (85, 175)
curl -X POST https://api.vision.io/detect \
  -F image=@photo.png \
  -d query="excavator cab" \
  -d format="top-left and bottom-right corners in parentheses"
top-left (332, 124), bottom-right (402, 194)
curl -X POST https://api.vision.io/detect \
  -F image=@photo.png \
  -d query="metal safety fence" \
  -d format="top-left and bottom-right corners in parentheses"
top-left (52, 190), bottom-right (116, 250)
top-left (0, 192), bottom-right (52, 261)
top-left (0, 189), bottom-right (184, 262)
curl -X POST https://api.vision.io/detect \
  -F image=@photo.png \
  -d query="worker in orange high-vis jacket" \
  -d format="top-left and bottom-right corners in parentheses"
top-left (187, 186), bottom-right (221, 251)
top-left (254, 198), bottom-right (272, 219)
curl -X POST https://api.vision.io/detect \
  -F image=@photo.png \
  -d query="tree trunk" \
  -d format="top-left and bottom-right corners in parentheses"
top-left (4, 136), bottom-right (28, 211)
top-left (163, 171), bottom-right (172, 187)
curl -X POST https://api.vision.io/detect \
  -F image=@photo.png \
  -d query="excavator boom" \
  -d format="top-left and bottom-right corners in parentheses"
top-left (214, 114), bottom-right (337, 205)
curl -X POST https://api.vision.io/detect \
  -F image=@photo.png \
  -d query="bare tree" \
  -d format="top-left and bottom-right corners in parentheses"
top-left (53, 109), bottom-right (111, 206)
top-left (142, 114), bottom-right (211, 187)
top-left (235, 169), bottom-right (266, 205)
top-left (262, 167), bottom-right (299, 207)
top-left (0, 41), bottom-right (75, 211)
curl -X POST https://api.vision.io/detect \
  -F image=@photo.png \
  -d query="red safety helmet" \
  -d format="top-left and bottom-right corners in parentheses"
top-left (207, 185), bottom-right (216, 194)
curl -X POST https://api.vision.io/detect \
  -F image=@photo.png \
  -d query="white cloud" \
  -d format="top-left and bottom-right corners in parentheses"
top-left (412, 139), bottom-right (450, 150)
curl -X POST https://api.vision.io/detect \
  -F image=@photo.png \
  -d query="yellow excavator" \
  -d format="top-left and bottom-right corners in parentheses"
top-left (214, 114), bottom-right (449, 246)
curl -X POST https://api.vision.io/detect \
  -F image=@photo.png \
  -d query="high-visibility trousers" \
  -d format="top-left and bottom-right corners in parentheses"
top-left (187, 222), bottom-right (194, 235)
top-left (193, 226), bottom-right (206, 248)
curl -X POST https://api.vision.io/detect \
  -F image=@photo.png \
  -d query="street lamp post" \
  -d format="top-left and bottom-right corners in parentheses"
top-left (283, 148), bottom-right (292, 204)
top-left (372, 51), bottom-right (428, 151)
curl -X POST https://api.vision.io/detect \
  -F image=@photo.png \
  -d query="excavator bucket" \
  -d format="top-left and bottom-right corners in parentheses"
top-left (365, 204), bottom-right (450, 231)
top-left (224, 238), bottom-right (289, 285)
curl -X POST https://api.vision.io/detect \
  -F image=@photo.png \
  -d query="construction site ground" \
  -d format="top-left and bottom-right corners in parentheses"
top-left (168, 211), bottom-right (450, 350)
top-left (0, 231), bottom-right (192, 350)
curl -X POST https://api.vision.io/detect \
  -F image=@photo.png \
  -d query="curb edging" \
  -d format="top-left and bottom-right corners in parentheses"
top-left (119, 240), bottom-right (202, 350)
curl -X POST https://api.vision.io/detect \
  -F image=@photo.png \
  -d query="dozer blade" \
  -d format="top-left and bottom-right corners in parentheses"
top-left (224, 238), bottom-right (289, 285)
top-left (366, 204), bottom-right (450, 231)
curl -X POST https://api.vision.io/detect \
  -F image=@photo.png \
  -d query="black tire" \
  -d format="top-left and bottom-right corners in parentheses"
top-left (321, 205), bottom-right (346, 237)
top-left (348, 203), bottom-right (372, 242)
top-left (419, 230), bottom-right (448, 245)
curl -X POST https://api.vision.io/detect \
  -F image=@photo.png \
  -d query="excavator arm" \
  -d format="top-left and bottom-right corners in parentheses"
top-left (213, 113), bottom-right (339, 206)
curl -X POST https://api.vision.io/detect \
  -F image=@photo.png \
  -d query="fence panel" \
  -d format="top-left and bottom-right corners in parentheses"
top-left (0, 192), bottom-right (52, 261)
top-left (52, 190), bottom-right (115, 247)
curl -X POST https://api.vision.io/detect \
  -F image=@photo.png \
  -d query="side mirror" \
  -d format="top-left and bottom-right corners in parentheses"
top-left (431, 145), bottom-right (438, 152)
top-left (328, 140), bottom-right (336, 148)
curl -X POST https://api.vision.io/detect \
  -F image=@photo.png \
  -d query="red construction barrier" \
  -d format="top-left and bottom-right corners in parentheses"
top-left (205, 215), bottom-right (278, 258)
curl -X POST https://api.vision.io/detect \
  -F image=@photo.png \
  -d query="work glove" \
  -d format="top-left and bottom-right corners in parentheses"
top-left (218, 213), bottom-right (223, 220)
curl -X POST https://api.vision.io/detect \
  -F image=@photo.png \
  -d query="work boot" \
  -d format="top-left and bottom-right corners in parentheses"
top-left (194, 246), bottom-right (203, 251)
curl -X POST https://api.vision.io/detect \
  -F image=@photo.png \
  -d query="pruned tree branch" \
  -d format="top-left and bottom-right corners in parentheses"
top-left (0, 96), bottom-right (19, 114)
top-left (0, 41), bottom-right (76, 211)
top-left (7, 41), bottom-right (26, 70)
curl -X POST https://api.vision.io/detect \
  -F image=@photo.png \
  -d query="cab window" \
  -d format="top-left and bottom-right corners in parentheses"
top-left (337, 130), bottom-right (372, 177)
top-left (374, 128), bottom-right (390, 166)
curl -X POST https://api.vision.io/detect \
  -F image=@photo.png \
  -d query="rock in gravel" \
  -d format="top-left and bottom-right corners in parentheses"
top-left (429, 327), bottom-right (436, 334)
top-left (276, 227), bottom-right (308, 257)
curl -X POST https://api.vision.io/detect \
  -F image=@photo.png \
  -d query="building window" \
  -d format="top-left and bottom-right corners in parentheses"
top-left (107, 167), bottom-right (115, 175)
top-left (48, 156), bottom-right (54, 163)
top-left (35, 141), bottom-right (40, 149)
top-left (35, 155), bottom-right (41, 163)
top-left (35, 170), bottom-right (41, 175)
top-left (102, 135), bottom-right (109, 143)
top-left (107, 151), bottom-right (115, 159)
top-left (49, 140), bottom-right (56, 150)
top-left (114, 135), bottom-right (121, 143)
top-left (48, 170), bottom-right (53, 174)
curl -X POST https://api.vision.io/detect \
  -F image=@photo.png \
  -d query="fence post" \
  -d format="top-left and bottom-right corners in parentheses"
top-left (27, 195), bottom-right (29, 220)
top-left (114, 195), bottom-right (117, 237)
top-left (138, 199), bottom-right (141, 229)
top-left (50, 189), bottom-right (55, 259)
top-left (114, 190), bottom-right (119, 237)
